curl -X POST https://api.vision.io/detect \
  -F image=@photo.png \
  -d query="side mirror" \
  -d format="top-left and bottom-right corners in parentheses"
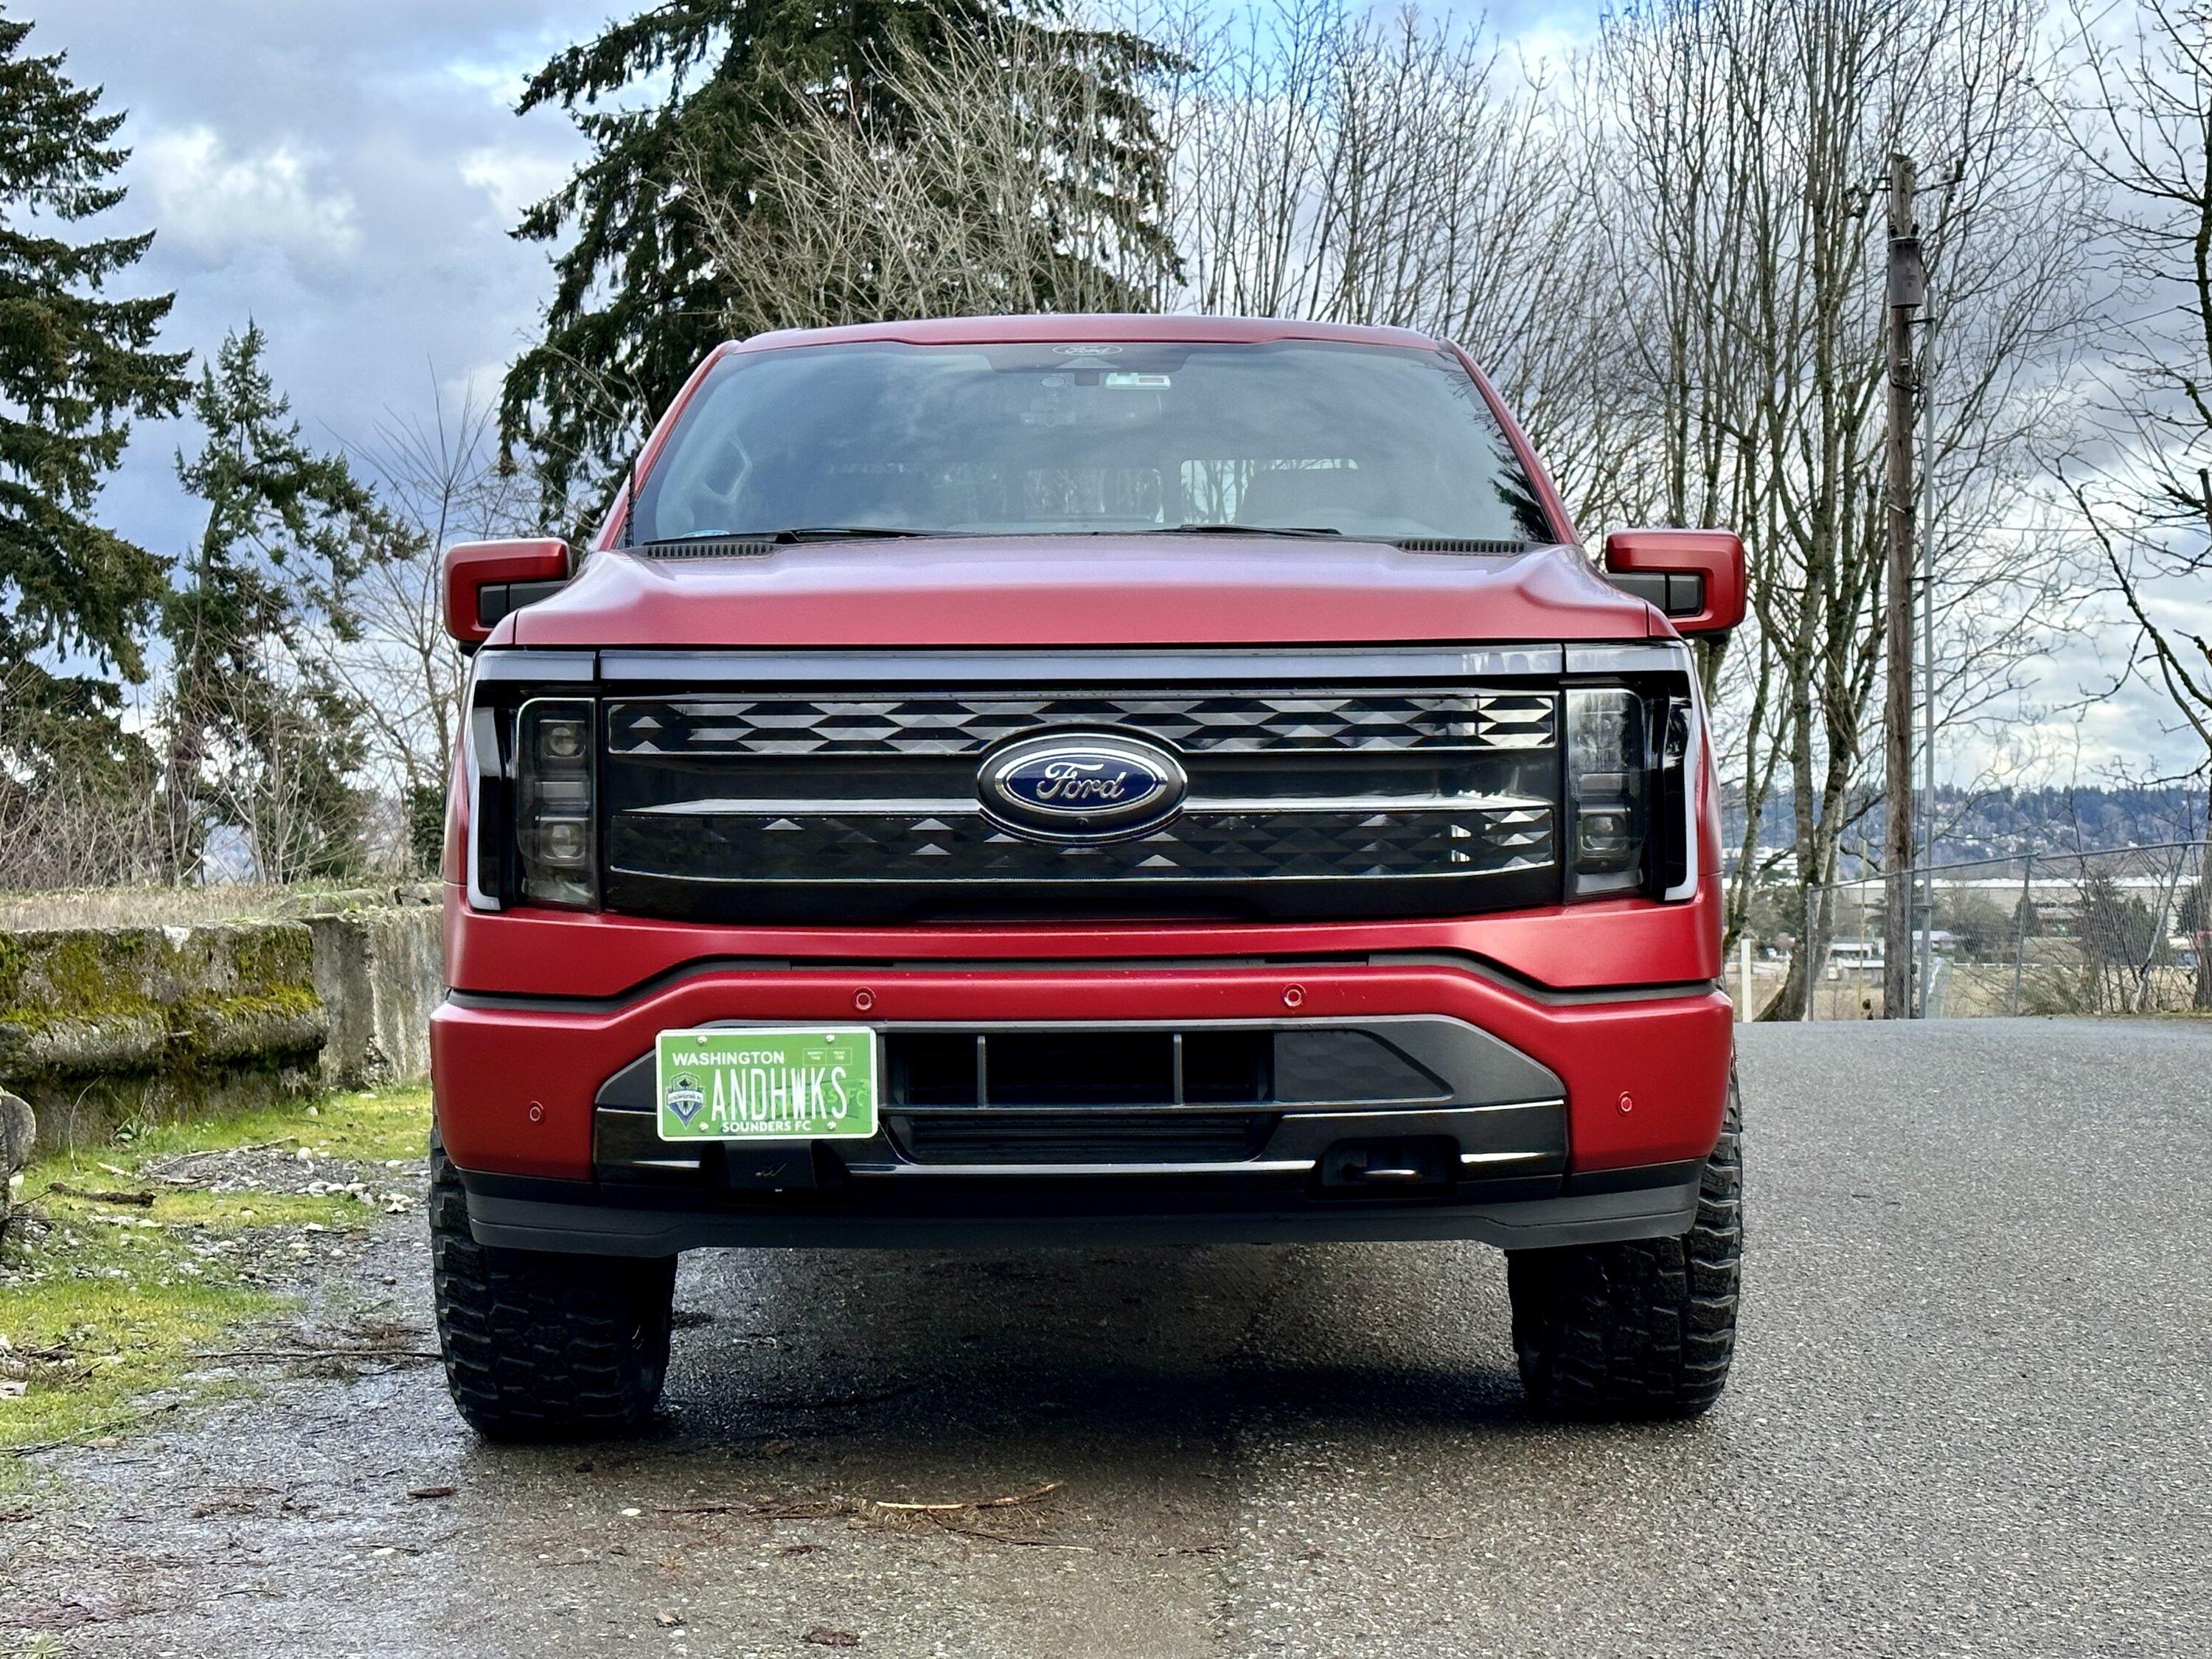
top-left (441, 538), bottom-right (574, 647)
top-left (1602, 529), bottom-right (1747, 636)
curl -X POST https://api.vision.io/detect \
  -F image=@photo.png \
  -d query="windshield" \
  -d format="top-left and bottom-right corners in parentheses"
top-left (628, 338), bottom-right (1554, 546)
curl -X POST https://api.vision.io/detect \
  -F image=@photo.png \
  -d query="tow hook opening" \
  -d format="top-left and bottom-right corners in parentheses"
top-left (1317, 1136), bottom-right (1457, 1194)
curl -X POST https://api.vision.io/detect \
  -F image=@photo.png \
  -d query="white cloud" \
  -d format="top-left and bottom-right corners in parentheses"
top-left (459, 145), bottom-right (570, 229)
top-left (137, 125), bottom-right (361, 264)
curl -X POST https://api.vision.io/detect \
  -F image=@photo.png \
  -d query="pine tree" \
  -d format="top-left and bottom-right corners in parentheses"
top-left (501, 0), bottom-right (1173, 515)
top-left (0, 9), bottom-right (188, 777)
top-left (164, 325), bottom-right (384, 880)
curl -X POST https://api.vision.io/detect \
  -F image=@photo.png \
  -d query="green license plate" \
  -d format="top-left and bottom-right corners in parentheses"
top-left (654, 1026), bottom-right (878, 1141)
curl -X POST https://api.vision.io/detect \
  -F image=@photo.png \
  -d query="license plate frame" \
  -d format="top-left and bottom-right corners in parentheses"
top-left (653, 1026), bottom-right (880, 1142)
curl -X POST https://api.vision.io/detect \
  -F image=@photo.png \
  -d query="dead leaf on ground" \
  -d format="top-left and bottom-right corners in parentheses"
top-left (804, 1628), bottom-right (860, 1649)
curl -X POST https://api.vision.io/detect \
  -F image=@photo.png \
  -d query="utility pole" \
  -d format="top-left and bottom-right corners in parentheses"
top-left (1917, 314), bottom-right (1938, 1018)
top-left (1882, 153), bottom-right (1923, 1019)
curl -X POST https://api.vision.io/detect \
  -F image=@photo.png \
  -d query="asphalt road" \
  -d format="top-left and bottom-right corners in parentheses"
top-left (6, 1018), bottom-right (2209, 1658)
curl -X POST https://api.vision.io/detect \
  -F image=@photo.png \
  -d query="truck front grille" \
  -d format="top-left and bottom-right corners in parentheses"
top-left (597, 660), bottom-right (1562, 922)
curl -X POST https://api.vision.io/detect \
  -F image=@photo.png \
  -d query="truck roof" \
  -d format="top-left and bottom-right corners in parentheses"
top-left (725, 314), bottom-right (1449, 356)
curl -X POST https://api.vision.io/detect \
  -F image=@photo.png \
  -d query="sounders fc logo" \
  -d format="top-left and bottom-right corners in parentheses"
top-left (665, 1072), bottom-right (705, 1123)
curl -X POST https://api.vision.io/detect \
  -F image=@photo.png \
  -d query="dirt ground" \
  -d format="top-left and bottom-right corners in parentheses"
top-left (4, 1019), bottom-right (2209, 1658)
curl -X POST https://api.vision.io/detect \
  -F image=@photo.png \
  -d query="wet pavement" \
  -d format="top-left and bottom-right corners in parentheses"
top-left (4, 1018), bottom-right (2208, 1657)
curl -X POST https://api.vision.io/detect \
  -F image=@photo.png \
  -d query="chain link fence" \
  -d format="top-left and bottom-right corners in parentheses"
top-left (1737, 842), bottom-right (2212, 1020)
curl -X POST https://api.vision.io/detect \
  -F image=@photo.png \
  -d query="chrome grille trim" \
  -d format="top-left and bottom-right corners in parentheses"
top-left (599, 646), bottom-right (1567, 684)
top-left (625, 792), bottom-right (1554, 817)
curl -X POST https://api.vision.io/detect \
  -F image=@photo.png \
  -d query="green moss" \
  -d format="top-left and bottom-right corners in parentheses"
top-left (29, 931), bottom-right (154, 1016)
top-left (232, 925), bottom-right (314, 990)
top-left (0, 928), bottom-right (327, 1105)
top-left (164, 986), bottom-right (324, 1070)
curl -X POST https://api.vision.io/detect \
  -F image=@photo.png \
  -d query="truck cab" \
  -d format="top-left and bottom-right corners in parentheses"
top-left (428, 316), bottom-right (1746, 1437)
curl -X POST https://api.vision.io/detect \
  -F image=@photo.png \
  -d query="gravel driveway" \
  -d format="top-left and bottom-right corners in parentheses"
top-left (4, 1018), bottom-right (2208, 1658)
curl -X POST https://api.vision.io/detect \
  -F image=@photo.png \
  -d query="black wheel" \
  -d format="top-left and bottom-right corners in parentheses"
top-left (1506, 1075), bottom-right (1742, 1419)
top-left (429, 1136), bottom-right (676, 1440)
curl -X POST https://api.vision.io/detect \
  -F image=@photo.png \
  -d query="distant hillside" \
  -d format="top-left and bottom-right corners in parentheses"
top-left (1722, 783), bottom-right (2209, 874)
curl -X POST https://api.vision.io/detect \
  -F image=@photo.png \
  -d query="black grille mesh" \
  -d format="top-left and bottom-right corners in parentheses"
top-left (894, 1111), bottom-right (1260, 1164)
top-left (614, 804), bottom-right (1554, 881)
top-left (608, 689), bottom-right (1554, 757)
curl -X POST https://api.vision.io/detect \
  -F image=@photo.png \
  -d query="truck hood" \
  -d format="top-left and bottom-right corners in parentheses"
top-left (505, 536), bottom-right (1658, 650)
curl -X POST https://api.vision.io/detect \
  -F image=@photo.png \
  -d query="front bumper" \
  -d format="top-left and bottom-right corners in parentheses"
top-left (431, 958), bottom-right (1732, 1254)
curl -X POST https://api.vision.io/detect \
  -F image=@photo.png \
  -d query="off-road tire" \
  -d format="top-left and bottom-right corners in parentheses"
top-left (429, 1139), bottom-right (676, 1440)
top-left (1506, 1076), bottom-right (1742, 1419)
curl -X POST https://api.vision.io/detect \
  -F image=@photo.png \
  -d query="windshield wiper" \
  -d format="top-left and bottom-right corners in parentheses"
top-left (1159, 522), bottom-right (1343, 539)
top-left (770, 525), bottom-right (936, 542)
top-left (640, 526), bottom-right (937, 549)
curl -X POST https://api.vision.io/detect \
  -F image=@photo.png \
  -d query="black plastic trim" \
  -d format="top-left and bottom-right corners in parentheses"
top-left (454, 1161), bottom-right (1702, 1254)
top-left (476, 578), bottom-right (572, 628)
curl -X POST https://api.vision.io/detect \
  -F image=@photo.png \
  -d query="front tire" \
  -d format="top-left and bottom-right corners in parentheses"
top-left (1506, 1076), bottom-right (1743, 1419)
top-left (429, 1138), bottom-right (676, 1440)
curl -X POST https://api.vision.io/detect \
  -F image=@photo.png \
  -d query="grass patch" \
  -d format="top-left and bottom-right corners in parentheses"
top-left (48, 1082), bottom-right (433, 1173)
top-left (1, 1084), bottom-right (431, 1484)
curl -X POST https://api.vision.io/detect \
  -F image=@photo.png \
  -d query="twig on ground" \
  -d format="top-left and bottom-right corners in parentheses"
top-left (46, 1181), bottom-right (156, 1208)
top-left (656, 1480), bottom-right (1071, 1545)
top-left (142, 1139), bottom-right (296, 1179)
top-left (1, 1399), bottom-right (187, 1458)
top-left (872, 1481), bottom-right (1063, 1514)
top-left (360, 1528), bottom-right (459, 1556)
top-left (191, 1346), bottom-right (443, 1364)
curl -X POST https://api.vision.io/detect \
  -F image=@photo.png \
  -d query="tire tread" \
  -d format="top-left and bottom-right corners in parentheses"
top-left (1506, 1075), bottom-right (1744, 1419)
top-left (429, 1141), bottom-right (675, 1440)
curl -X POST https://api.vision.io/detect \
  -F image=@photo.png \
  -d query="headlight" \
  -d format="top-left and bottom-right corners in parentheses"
top-left (514, 698), bottom-right (597, 907)
top-left (1565, 686), bottom-right (1649, 896)
top-left (1564, 680), bottom-right (1700, 902)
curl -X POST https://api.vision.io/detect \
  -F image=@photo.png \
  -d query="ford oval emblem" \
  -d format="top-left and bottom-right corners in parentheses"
top-left (978, 732), bottom-right (1188, 841)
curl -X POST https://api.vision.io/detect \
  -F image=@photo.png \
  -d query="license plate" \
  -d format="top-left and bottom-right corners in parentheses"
top-left (654, 1026), bottom-right (878, 1141)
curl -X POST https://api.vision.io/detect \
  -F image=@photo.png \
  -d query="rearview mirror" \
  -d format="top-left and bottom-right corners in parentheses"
top-left (1602, 529), bottom-right (1747, 635)
top-left (441, 538), bottom-right (574, 647)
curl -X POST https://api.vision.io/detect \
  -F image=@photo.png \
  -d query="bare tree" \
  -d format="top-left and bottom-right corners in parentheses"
top-left (2049, 0), bottom-right (2212, 763)
top-left (685, 15), bottom-right (1178, 333)
top-left (187, 639), bottom-right (364, 885)
top-left (0, 663), bottom-right (166, 889)
top-left (1575, 0), bottom-right (2095, 1015)
top-left (2045, 0), bottom-right (2212, 1006)
top-left (329, 380), bottom-right (538, 870)
top-left (689, 0), bottom-right (1599, 450)
top-left (1136, 0), bottom-right (1613, 481)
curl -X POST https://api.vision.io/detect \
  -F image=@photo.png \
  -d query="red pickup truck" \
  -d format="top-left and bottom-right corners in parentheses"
top-left (429, 316), bottom-right (1746, 1438)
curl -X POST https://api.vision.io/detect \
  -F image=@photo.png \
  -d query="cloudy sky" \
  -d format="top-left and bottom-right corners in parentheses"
top-left (38, 0), bottom-right (602, 549)
top-left (27, 0), bottom-right (2208, 782)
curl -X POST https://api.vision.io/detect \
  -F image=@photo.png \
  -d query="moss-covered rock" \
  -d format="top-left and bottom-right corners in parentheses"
top-left (0, 920), bottom-right (334, 1154)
